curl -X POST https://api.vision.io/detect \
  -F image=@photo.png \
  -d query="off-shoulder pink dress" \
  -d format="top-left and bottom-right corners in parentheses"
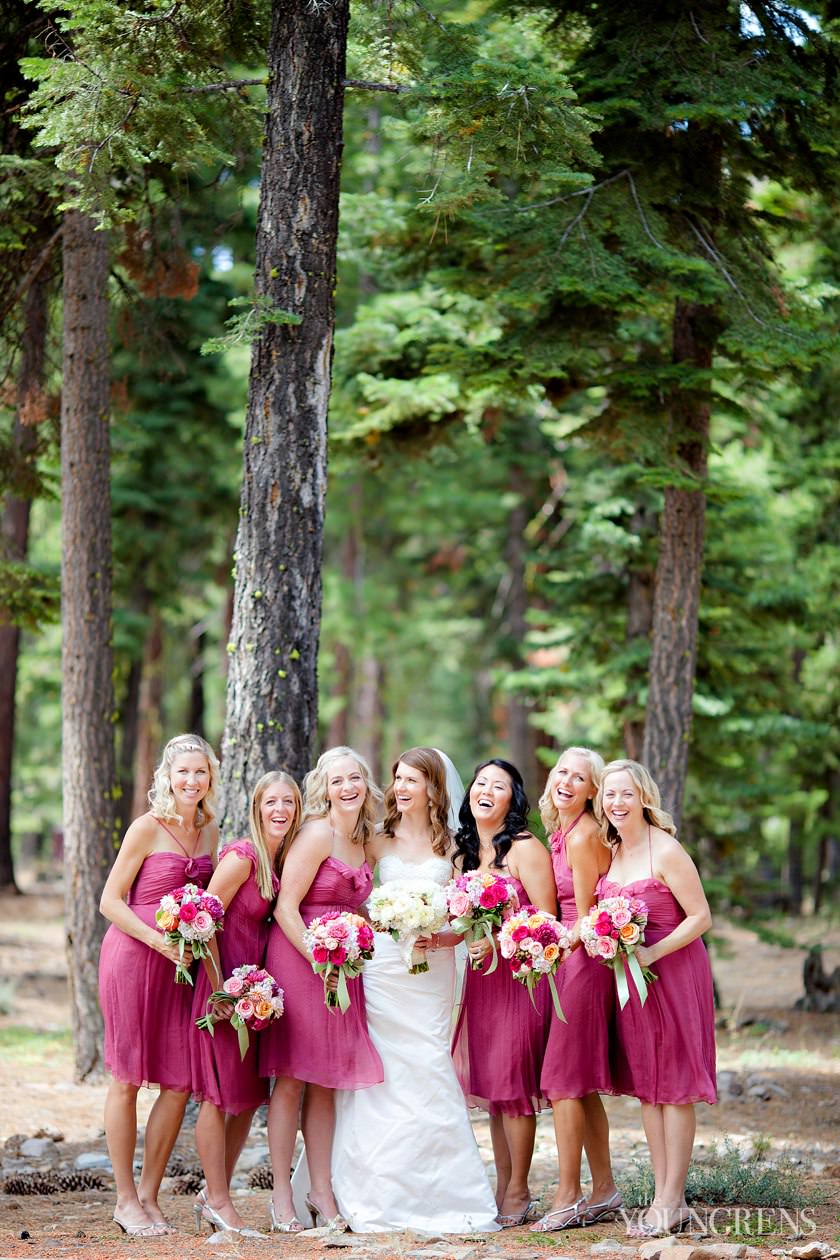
top-left (259, 856), bottom-right (383, 1089)
top-left (190, 840), bottom-right (277, 1115)
top-left (452, 874), bottom-right (551, 1116)
top-left (540, 829), bottom-right (615, 1099)
top-left (601, 848), bottom-right (716, 1105)
top-left (99, 848), bottom-right (212, 1091)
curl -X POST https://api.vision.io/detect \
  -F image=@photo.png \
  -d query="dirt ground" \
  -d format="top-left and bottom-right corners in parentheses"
top-left (0, 887), bottom-right (838, 1260)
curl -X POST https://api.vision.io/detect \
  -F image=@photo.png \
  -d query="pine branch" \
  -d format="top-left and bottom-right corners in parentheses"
top-left (181, 78), bottom-right (266, 94)
top-left (0, 226), bottom-right (63, 326)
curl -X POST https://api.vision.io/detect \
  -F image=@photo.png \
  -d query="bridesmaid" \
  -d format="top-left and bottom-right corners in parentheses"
top-left (190, 770), bottom-right (301, 1237)
top-left (99, 734), bottom-right (219, 1236)
top-left (451, 759), bottom-right (556, 1228)
top-left (531, 746), bottom-right (621, 1233)
top-left (260, 746), bottom-right (384, 1233)
top-left (596, 759), bottom-right (716, 1237)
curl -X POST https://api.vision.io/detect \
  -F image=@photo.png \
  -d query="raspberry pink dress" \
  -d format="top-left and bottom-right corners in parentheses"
top-left (452, 874), bottom-right (551, 1116)
top-left (601, 842), bottom-right (716, 1105)
top-left (99, 847), bottom-right (212, 1091)
top-left (190, 840), bottom-right (277, 1115)
top-left (259, 856), bottom-right (383, 1089)
top-left (540, 829), bottom-right (615, 1099)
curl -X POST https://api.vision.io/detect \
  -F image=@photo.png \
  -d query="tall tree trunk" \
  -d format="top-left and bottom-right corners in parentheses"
top-left (61, 209), bottom-right (116, 1080)
top-left (187, 624), bottom-right (207, 737)
top-left (622, 506), bottom-right (654, 761)
top-left (643, 299), bottom-right (713, 830)
top-left (0, 272), bottom-right (49, 892)
top-left (221, 0), bottom-right (349, 830)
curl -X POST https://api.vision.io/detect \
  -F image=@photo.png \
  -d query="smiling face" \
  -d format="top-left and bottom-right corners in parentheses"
top-left (169, 752), bottom-right (211, 814)
top-left (601, 768), bottom-right (644, 832)
top-left (550, 752), bottom-right (595, 817)
top-left (326, 755), bottom-right (367, 820)
top-left (393, 760), bottom-right (429, 817)
top-left (259, 778), bottom-right (299, 846)
top-left (469, 764), bottom-right (514, 831)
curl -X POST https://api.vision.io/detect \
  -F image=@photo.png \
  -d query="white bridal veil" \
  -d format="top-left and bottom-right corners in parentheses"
top-left (433, 748), bottom-right (465, 833)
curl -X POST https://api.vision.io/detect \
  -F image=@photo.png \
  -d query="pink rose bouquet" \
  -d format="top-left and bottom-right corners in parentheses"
top-left (155, 883), bottom-right (224, 984)
top-left (303, 911), bottom-right (375, 1013)
top-left (580, 894), bottom-right (656, 1007)
top-left (444, 871), bottom-right (518, 973)
top-left (499, 906), bottom-right (572, 1021)
top-left (196, 963), bottom-right (284, 1060)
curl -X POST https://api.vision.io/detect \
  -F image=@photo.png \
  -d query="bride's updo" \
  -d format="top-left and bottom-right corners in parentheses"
top-left (382, 747), bottom-right (451, 857)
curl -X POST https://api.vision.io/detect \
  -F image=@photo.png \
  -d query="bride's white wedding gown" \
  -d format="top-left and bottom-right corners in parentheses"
top-left (297, 853), bottom-right (500, 1234)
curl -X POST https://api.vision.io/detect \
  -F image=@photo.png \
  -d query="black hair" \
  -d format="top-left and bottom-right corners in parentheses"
top-left (454, 758), bottom-right (530, 871)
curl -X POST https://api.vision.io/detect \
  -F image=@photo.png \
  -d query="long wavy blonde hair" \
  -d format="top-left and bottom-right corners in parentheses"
top-left (302, 746), bottom-right (383, 846)
top-left (147, 733), bottom-right (220, 827)
top-left (248, 771), bottom-right (302, 897)
top-left (538, 745), bottom-right (605, 837)
top-left (595, 759), bottom-right (677, 847)
top-left (382, 747), bottom-right (451, 857)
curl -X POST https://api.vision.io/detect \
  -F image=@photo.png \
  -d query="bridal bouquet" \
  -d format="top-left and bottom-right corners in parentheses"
top-left (303, 911), bottom-right (375, 1013)
top-left (367, 880), bottom-right (448, 974)
top-left (445, 871), bottom-right (518, 973)
top-left (155, 884), bottom-right (225, 984)
top-left (196, 963), bottom-right (285, 1060)
top-left (580, 894), bottom-right (657, 1008)
top-left (499, 907), bottom-right (572, 1021)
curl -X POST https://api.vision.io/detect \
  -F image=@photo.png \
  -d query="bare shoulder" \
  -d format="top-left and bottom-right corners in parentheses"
top-left (566, 814), bottom-right (604, 855)
top-left (290, 817), bottom-right (332, 861)
top-left (653, 829), bottom-right (695, 874)
top-left (121, 812), bottom-right (159, 853)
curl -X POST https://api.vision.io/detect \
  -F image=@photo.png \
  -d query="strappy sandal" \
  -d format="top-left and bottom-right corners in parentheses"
top-left (584, 1190), bottom-right (623, 1225)
top-left (497, 1198), bottom-right (537, 1228)
top-left (529, 1196), bottom-right (587, 1233)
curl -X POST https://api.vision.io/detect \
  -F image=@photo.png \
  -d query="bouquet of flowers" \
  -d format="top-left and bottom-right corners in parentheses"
top-left (367, 880), bottom-right (449, 974)
top-left (499, 906), bottom-right (572, 1021)
top-left (580, 894), bottom-right (657, 1007)
top-left (195, 963), bottom-right (285, 1060)
top-left (155, 883), bottom-right (225, 984)
top-left (303, 911), bottom-right (375, 1013)
top-left (445, 871), bottom-right (518, 973)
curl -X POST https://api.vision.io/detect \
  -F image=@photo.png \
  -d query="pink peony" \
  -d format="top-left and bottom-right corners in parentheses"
top-left (511, 924), bottom-right (530, 942)
top-left (357, 925), bottom-right (374, 949)
top-left (331, 946), bottom-right (348, 965)
top-left (312, 945), bottom-right (329, 964)
top-left (203, 895), bottom-right (224, 919)
top-left (178, 901), bottom-right (197, 923)
top-left (330, 920), bottom-right (350, 940)
top-left (479, 886), bottom-right (500, 909)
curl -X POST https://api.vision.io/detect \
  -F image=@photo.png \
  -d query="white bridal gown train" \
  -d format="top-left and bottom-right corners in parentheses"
top-left (293, 853), bottom-right (499, 1234)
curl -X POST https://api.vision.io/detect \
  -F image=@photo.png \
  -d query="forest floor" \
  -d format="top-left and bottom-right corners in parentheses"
top-left (0, 883), bottom-right (838, 1260)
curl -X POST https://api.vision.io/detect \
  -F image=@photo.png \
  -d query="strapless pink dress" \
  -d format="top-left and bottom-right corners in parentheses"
top-left (99, 850), bottom-right (212, 1091)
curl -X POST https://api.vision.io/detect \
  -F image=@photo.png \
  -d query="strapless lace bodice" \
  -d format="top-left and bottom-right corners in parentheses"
top-left (378, 853), bottom-right (452, 887)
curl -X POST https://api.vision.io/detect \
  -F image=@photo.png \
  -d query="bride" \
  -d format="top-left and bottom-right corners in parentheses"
top-left (327, 747), bottom-right (499, 1233)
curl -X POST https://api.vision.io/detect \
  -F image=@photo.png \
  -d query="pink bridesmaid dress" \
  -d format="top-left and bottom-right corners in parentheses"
top-left (601, 835), bottom-right (716, 1105)
top-left (540, 824), bottom-right (615, 1099)
top-left (452, 875), bottom-right (551, 1116)
top-left (190, 840), bottom-right (277, 1114)
top-left (99, 847), bottom-right (212, 1091)
top-left (259, 856), bottom-right (383, 1089)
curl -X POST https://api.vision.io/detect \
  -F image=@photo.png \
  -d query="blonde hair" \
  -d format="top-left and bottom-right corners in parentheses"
top-left (248, 771), bottom-right (302, 897)
top-left (538, 745), bottom-right (605, 836)
top-left (147, 733), bottom-right (220, 827)
top-left (595, 759), bottom-right (677, 847)
top-left (302, 746), bottom-right (383, 846)
top-left (382, 747), bottom-right (451, 858)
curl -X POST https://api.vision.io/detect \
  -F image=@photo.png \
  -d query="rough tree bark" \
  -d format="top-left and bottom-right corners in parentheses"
top-left (221, 0), bottom-right (349, 831)
top-left (642, 299), bottom-right (713, 831)
top-left (61, 209), bottom-right (117, 1080)
top-left (0, 273), bottom-right (48, 892)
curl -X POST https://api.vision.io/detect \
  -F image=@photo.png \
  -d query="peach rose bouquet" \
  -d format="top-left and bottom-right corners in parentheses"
top-left (580, 894), bottom-right (656, 1007)
top-left (499, 906), bottom-right (572, 1020)
top-left (196, 963), bottom-right (285, 1060)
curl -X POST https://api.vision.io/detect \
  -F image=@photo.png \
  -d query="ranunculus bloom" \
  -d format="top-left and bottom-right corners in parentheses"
top-left (178, 901), bottom-right (197, 923)
top-left (312, 945), bottom-right (329, 963)
top-left (511, 924), bottom-right (530, 942)
top-left (479, 887), bottom-right (500, 909)
top-left (332, 946), bottom-right (348, 965)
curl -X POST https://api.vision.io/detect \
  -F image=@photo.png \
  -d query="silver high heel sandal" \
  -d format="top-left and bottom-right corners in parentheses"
top-left (197, 1201), bottom-right (262, 1238)
top-left (305, 1195), bottom-right (348, 1231)
top-left (584, 1190), bottom-right (624, 1226)
top-left (269, 1200), bottom-right (305, 1233)
top-left (529, 1196), bottom-right (587, 1233)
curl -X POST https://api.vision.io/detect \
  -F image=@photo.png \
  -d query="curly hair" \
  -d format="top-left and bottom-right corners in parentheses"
top-left (248, 770), bottom-right (302, 897)
top-left (382, 747), bottom-right (451, 857)
top-left (147, 733), bottom-right (220, 828)
top-left (538, 745), bottom-right (605, 837)
top-left (595, 759), bottom-right (677, 847)
top-left (302, 746), bottom-right (383, 846)
top-left (454, 759), bottom-right (530, 872)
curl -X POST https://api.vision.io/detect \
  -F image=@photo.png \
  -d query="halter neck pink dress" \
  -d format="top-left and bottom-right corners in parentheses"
top-left (259, 855), bottom-right (383, 1089)
top-left (99, 825), bottom-right (212, 1092)
top-left (601, 833), bottom-right (716, 1106)
top-left (452, 870), bottom-right (551, 1116)
top-left (540, 826), bottom-right (615, 1099)
top-left (190, 840), bottom-right (277, 1115)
